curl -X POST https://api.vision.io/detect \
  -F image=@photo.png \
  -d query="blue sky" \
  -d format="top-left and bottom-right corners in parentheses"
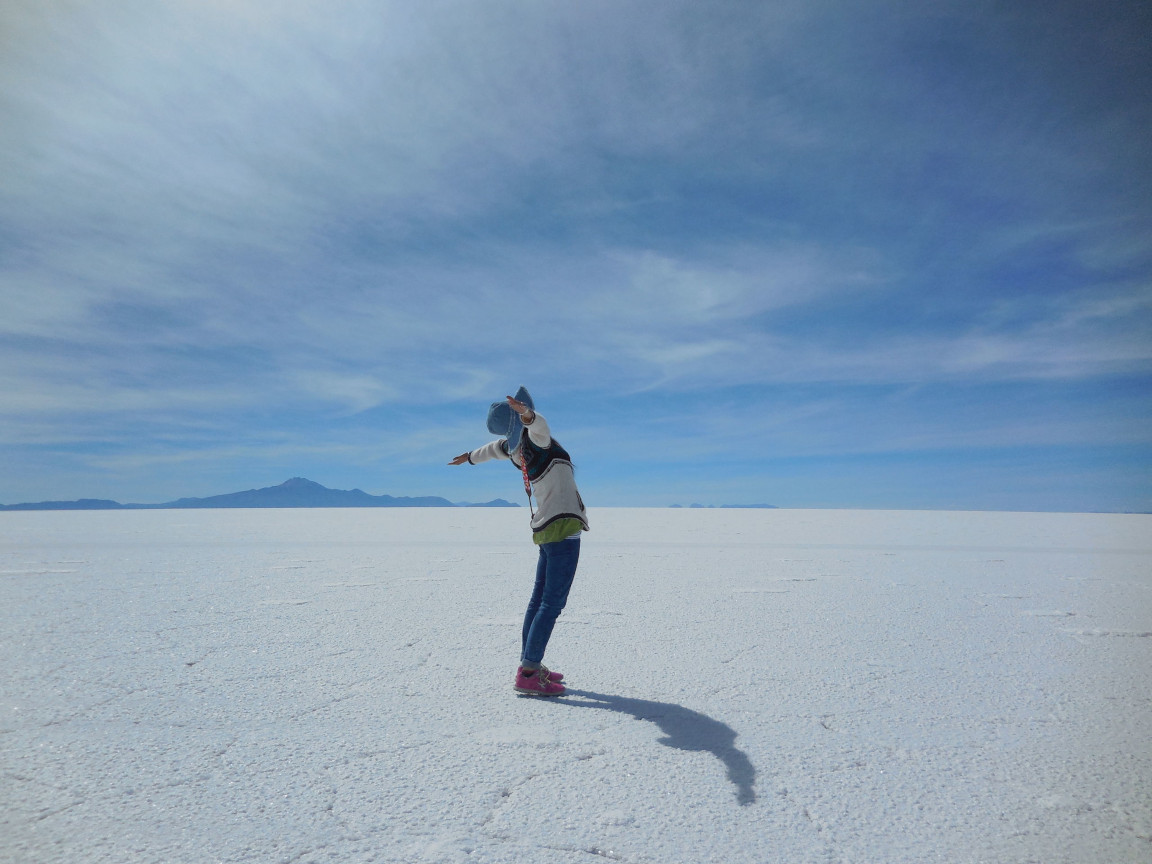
top-left (1, 0), bottom-right (1149, 511)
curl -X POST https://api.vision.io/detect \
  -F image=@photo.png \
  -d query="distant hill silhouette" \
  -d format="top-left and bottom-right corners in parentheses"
top-left (0, 498), bottom-right (127, 511)
top-left (0, 478), bottom-right (518, 511)
top-left (160, 477), bottom-right (457, 509)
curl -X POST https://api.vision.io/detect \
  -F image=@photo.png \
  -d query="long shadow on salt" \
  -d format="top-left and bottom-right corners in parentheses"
top-left (552, 689), bottom-right (757, 806)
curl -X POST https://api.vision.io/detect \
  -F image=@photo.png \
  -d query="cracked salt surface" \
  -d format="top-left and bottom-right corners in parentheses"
top-left (2, 508), bottom-right (1150, 863)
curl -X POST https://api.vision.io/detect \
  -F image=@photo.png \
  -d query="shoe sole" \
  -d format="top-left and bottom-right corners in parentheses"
top-left (514, 686), bottom-right (566, 697)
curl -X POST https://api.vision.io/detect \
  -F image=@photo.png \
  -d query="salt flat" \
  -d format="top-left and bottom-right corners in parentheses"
top-left (2, 508), bottom-right (1150, 863)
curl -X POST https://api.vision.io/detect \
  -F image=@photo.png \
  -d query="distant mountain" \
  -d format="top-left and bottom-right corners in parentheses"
top-left (0, 498), bottom-right (126, 511)
top-left (159, 477), bottom-right (458, 509)
top-left (0, 478), bottom-right (519, 511)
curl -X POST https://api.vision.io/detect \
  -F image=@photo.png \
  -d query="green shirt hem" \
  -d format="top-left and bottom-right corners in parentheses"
top-left (532, 517), bottom-right (584, 545)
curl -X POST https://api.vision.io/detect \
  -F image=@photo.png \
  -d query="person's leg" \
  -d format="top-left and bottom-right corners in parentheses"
top-left (521, 546), bottom-right (548, 658)
top-left (520, 537), bottom-right (580, 667)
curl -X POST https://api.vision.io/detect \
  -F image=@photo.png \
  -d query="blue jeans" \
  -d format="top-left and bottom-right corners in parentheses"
top-left (521, 537), bottom-right (581, 666)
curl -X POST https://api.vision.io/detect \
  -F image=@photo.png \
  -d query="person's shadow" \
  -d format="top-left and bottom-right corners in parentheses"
top-left (552, 689), bottom-right (757, 806)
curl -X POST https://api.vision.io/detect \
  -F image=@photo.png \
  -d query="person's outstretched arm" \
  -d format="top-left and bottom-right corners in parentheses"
top-left (449, 438), bottom-right (511, 466)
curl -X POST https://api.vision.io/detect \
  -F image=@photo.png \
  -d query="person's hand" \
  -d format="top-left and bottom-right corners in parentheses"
top-left (448, 452), bottom-right (471, 465)
top-left (506, 396), bottom-right (534, 422)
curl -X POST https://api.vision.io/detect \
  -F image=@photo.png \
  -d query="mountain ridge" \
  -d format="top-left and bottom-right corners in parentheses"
top-left (0, 478), bottom-right (519, 511)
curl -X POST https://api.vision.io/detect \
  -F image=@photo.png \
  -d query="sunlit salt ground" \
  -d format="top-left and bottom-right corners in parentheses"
top-left (2, 508), bottom-right (1150, 863)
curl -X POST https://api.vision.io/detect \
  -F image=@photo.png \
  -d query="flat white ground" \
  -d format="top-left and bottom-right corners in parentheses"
top-left (2, 508), bottom-right (1149, 863)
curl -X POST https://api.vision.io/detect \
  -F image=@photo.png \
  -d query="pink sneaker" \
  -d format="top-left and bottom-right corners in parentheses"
top-left (514, 667), bottom-right (566, 696)
top-left (519, 665), bottom-right (563, 682)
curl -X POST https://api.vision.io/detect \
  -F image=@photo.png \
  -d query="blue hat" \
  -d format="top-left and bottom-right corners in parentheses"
top-left (487, 386), bottom-right (534, 451)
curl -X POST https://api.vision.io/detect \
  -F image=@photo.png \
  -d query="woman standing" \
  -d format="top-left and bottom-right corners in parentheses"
top-left (450, 387), bottom-right (589, 696)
